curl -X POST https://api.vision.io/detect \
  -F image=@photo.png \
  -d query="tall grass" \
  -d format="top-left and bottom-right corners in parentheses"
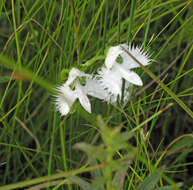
top-left (0, 0), bottom-right (193, 189)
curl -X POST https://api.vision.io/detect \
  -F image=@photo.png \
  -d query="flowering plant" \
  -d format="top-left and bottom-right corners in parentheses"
top-left (55, 44), bottom-right (151, 116)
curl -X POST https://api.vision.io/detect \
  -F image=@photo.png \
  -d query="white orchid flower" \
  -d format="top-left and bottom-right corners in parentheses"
top-left (55, 68), bottom-right (91, 116)
top-left (104, 44), bottom-right (150, 86)
top-left (97, 43), bottom-right (151, 103)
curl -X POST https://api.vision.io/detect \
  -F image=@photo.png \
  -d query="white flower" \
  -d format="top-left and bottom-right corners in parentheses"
top-left (55, 68), bottom-right (91, 116)
top-left (97, 43), bottom-right (151, 103)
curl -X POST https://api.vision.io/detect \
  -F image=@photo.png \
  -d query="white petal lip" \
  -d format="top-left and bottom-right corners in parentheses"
top-left (120, 44), bottom-right (151, 69)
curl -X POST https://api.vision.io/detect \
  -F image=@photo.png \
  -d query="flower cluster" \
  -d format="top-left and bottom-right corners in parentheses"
top-left (55, 44), bottom-right (151, 116)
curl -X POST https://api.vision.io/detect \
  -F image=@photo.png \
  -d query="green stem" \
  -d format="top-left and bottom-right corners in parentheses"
top-left (106, 148), bottom-right (113, 190)
top-left (0, 164), bottom-right (105, 190)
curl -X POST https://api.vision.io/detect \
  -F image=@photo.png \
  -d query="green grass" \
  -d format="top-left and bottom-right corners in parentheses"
top-left (0, 0), bottom-right (193, 189)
